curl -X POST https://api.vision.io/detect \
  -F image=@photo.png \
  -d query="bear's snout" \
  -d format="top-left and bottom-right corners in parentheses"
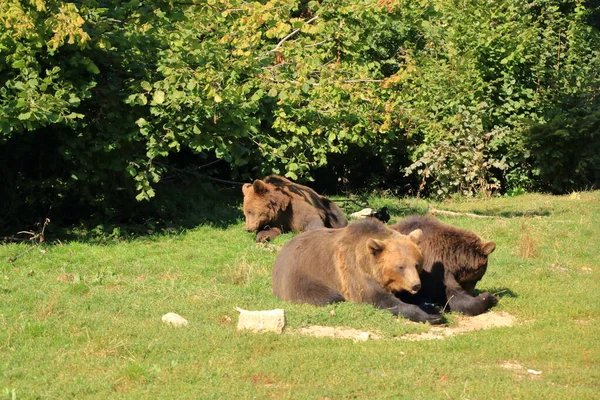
top-left (244, 225), bottom-right (255, 232)
top-left (409, 282), bottom-right (422, 294)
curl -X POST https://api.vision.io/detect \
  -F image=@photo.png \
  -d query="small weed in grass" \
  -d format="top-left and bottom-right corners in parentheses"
top-left (225, 257), bottom-right (269, 285)
top-left (518, 219), bottom-right (538, 259)
top-left (68, 282), bottom-right (90, 295)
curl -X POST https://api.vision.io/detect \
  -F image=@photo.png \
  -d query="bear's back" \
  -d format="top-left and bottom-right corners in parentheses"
top-left (265, 175), bottom-right (347, 229)
top-left (391, 216), bottom-right (485, 270)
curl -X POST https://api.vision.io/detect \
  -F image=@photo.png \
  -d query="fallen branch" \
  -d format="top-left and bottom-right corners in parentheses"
top-left (5, 218), bottom-right (50, 264)
top-left (203, 176), bottom-right (245, 186)
top-left (2, 236), bottom-right (34, 243)
top-left (428, 205), bottom-right (500, 219)
top-left (15, 217), bottom-right (50, 243)
top-left (158, 164), bottom-right (245, 186)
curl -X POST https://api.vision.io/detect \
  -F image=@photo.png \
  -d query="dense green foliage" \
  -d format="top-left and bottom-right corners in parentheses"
top-left (1, 0), bottom-right (599, 229)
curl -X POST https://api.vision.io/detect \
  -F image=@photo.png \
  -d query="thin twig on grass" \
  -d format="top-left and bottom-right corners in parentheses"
top-left (428, 205), bottom-right (501, 219)
top-left (5, 245), bottom-right (37, 264)
top-left (461, 379), bottom-right (469, 398)
top-left (441, 295), bottom-right (455, 314)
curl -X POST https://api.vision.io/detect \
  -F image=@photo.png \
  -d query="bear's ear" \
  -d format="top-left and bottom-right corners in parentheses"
top-left (242, 183), bottom-right (252, 196)
top-left (252, 179), bottom-right (269, 194)
top-left (481, 241), bottom-right (496, 255)
top-left (367, 238), bottom-right (386, 256)
top-left (407, 229), bottom-right (422, 244)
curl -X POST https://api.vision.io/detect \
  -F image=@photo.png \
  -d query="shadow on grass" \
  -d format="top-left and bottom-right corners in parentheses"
top-left (481, 209), bottom-right (551, 218)
top-left (434, 205), bottom-right (552, 219)
top-left (6, 181), bottom-right (429, 244)
top-left (47, 181), bottom-right (245, 243)
top-left (381, 203), bottom-right (553, 220)
top-left (384, 203), bottom-right (429, 218)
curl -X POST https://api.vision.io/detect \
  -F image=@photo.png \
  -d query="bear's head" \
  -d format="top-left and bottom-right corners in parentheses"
top-left (367, 229), bottom-right (424, 294)
top-left (454, 240), bottom-right (496, 294)
top-left (242, 179), bottom-right (290, 232)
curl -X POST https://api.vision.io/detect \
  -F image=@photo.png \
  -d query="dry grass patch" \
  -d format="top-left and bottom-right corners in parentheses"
top-left (518, 219), bottom-right (538, 259)
top-left (225, 257), bottom-right (269, 285)
top-left (36, 292), bottom-right (60, 320)
top-left (159, 271), bottom-right (181, 281)
top-left (189, 286), bottom-right (224, 302)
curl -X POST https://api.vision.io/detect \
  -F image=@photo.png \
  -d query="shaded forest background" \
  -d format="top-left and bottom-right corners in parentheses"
top-left (1, 0), bottom-right (599, 233)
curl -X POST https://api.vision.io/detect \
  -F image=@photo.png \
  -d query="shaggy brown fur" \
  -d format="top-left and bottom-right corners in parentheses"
top-left (242, 175), bottom-right (347, 242)
top-left (272, 219), bottom-right (443, 324)
top-left (391, 216), bottom-right (497, 316)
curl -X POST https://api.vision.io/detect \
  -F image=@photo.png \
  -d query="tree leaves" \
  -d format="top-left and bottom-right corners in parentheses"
top-left (1, 0), bottom-right (598, 219)
top-left (152, 90), bottom-right (165, 105)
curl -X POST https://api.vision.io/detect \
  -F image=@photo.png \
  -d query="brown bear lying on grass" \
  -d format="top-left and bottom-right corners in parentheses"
top-left (242, 175), bottom-right (347, 242)
top-left (391, 216), bottom-right (497, 316)
top-left (272, 218), bottom-right (443, 324)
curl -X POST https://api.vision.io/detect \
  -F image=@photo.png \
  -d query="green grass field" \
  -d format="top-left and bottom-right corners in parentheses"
top-left (1, 191), bottom-right (599, 399)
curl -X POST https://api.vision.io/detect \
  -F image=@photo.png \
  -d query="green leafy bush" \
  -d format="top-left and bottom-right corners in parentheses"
top-left (526, 106), bottom-right (600, 192)
top-left (1, 0), bottom-right (599, 231)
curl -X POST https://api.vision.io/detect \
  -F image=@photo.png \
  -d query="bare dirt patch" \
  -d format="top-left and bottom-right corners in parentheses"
top-left (295, 311), bottom-right (515, 341)
top-left (401, 311), bottom-right (515, 341)
top-left (500, 361), bottom-right (542, 379)
top-left (297, 325), bottom-right (382, 341)
top-left (56, 273), bottom-right (76, 282)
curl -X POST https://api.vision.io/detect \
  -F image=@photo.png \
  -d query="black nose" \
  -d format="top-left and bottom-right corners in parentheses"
top-left (244, 227), bottom-right (253, 232)
top-left (411, 283), bottom-right (422, 292)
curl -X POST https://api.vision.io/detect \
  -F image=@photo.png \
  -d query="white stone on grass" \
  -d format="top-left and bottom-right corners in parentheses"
top-left (161, 312), bottom-right (188, 327)
top-left (236, 308), bottom-right (285, 334)
top-left (349, 208), bottom-right (373, 219)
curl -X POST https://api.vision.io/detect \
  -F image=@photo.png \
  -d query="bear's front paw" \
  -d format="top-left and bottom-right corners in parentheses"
top-left (256, 230), bottom-right (272, 242)
top-left (425, 313), bottom-right (444, 325)
top-left (419, 302), bottom-right (441, 315)
top-left (256, 226), bottom-right (282, 243)
top-left (478, 292), bottom-right (498, 307)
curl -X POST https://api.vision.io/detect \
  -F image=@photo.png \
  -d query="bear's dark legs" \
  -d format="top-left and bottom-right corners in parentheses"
top-left (443, 274), bottom-right (497, 316)
top-left (446, 289), bottom-right (498, 316)
top-left (392, 301), bottom-right (444, 325)
top-left (371, 289), bottom-right (443, 325)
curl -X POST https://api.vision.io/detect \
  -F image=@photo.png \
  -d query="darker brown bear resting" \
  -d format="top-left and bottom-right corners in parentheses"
top-left (272, 219), bottom-right (443, 324)
top-left (391, 216), bottom-right (497, 316)
top-left (242, 175), bottom-right (347, 242)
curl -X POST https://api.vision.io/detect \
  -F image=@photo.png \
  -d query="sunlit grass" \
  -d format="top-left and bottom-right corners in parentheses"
top-left (1, 192), bottom-right (599, 399)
